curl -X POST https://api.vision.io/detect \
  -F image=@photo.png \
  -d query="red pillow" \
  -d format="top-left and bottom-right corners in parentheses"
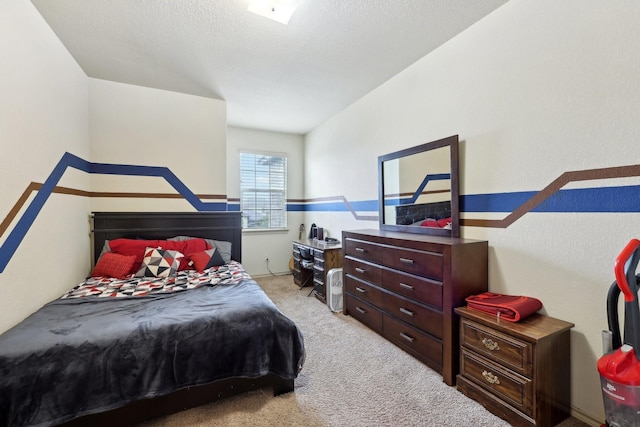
top-left (420, 220), bottom-right (439, 227)
top-left (91, 252), bottom-right (137, 279)
top-left (156, 239), bottom-right (211, 270)
top-left (108, 239), bottom-right (161, 268)
top-left (108, 238), bottom-right (211, 272)
top-left (189, 248), bottom-right (226, 273)
top-left (437, 218), bottom-right (451, 227)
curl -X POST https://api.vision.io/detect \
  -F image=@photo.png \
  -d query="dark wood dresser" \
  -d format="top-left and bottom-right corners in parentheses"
top-left (292, 239), bottom-right (343, 303)
top-left (455, 306), bottom-right (574, 427)
top-left (342, 229), bottom-right (488, 385)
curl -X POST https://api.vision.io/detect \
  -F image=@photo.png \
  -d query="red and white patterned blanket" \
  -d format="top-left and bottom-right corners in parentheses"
top-left (61, 261), bottom-right (252, 299)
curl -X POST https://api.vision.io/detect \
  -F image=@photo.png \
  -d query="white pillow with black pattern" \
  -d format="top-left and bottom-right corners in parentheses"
top-left (135, 247), bottom-right (184, 278)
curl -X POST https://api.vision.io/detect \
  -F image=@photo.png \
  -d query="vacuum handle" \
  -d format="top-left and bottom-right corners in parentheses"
top-left (615, 239), bottom-right (640, 302)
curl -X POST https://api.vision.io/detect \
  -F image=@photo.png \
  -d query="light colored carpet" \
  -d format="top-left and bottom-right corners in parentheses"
top-left (138, 274), bottom-right (590, 427)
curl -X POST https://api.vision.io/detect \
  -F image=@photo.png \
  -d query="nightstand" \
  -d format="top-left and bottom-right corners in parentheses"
top-left (455, 306), bottom-right (574, 427)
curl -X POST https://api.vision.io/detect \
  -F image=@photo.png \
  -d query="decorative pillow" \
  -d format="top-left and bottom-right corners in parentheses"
top-left (437, 218), bottom-right (451, 228)
top-left (135, 247), bottom-right (184, 278)
top-left (108, 238), bottom-right (163, 273)
top-left (189, 248), bottom-right (226, 272)
top-left (91, 252), bottom-right (137, 279)
top-left (420, 219), bottom-right (440, 227)
top-left (169, 236), bottom-right (232, 263)
top-left (109, 238), bottom-right (210, 272)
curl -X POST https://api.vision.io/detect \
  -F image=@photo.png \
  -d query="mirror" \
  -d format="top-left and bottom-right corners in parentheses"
top-left (378, 135), bottom-right (459, 237)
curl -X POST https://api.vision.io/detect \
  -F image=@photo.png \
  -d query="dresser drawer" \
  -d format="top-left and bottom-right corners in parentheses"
top-left (382, 294), bottom-right (442, 339)
top-left (382, 268), bottom-right (443, 309)
top-left (460, 318), bottom-right (533, 377)
top-left (344, 275), bottom-right (384, 307)
top-left (460, 348), bottom-right (533, 417)
top-left (345, 294), bottom-right (382, 333)
top-left (383, 313), bottom-right (442, 370)
top-left (382, 246), bottom-right (443, 280)
top-left (344, 257), bottom-right (382, 285)
top-left (344, 238), bottom-right (383, 264)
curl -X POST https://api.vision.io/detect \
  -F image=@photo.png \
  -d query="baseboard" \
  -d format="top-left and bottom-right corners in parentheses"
top-left (569, 406), bottom-right (604, 427)
top-left (252, 272), bottom-right (293, 279)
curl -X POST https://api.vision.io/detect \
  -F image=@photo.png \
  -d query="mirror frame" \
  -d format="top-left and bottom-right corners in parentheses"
top-left (378, 135), bottom-right (460, 238)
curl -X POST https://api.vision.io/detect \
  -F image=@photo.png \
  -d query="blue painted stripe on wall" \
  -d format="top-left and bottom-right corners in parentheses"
top-left (302, 200), bottom-right (378, 212)
top-left (460, 185), bottom-right (640, 213)
top-left (2, 152), bottom-right (639, 273)
top-left (294, 185), bottom-right (640, 214)
top-left (461, 191), bottom-right (536, 213)
top-left (409, 173), bottom-right (450, 204)
top-left (0, 152), bottom-right (228, 273)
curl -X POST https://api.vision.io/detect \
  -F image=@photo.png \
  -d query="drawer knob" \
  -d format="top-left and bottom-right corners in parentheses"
top-left (399, 257), bottom-right (414, 265)
top-left (355, 247), bottom-right (366, 253)
top-left (400, 332), bottom-right (415, 343)
top-left (481, 338), bottom-right (500, 351)
top-left (399, 307), bottom-right (415, 317)
top-left (482, 370), bottom-right (500, 385)
top-left (399, 282), bottom-right (414, 291)
top-left (355, 267), bottom-right (366, 273)
top-left (355, 306), bottom-right (367, 314)
top-left (355, 287), bottom-right (367, 293)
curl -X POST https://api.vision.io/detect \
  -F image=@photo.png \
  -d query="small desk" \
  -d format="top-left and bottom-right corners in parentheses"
top-left (292, 239), bottom-right (343, 303)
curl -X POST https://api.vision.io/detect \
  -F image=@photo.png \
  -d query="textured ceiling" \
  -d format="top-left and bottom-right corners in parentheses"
top-left (31, 0), bottom-right (508, 134)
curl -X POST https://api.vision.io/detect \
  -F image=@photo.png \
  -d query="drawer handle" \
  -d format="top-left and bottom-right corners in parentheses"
top-left (399, 307), bottom-right (415, 317)
top-left (399, 257), bottom-right (414, 265)
top-left (355, 287), bottom-right (367, 293)
top-left (355, 247), bottom-right (366, 253)
top-left (482, 338), bottom-right (501, 351)
top-left (355, 306), bottom-right (367, 314)
top-left (399, 282), bottom-right (413, 291)
top-left (400, 332), bottom-right (415, 343)
top-left (355, 267), bottom-right (366, 273)
top-left (482, 370), bottom-right (500, 385)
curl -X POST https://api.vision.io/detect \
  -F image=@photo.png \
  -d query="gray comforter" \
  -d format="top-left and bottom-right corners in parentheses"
top-left (0, 278), bottom-right (305, 427)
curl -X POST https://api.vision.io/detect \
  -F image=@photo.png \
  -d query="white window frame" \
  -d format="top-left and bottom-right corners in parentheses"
top-left (239, 151), bottom-right (288, 230)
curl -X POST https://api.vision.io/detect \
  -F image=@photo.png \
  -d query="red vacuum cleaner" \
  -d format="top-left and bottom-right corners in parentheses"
top-left (598, 239), bottom-right (640, 427)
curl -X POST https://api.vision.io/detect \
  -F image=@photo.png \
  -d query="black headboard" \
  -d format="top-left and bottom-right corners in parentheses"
top-left (91, 212), bottom-right (242, 264)
top-left (395, 201), bottom-right (452, 225)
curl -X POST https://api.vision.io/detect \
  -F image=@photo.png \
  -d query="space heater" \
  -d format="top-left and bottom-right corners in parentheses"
top-left (326, 268), bottom-right (343, 312)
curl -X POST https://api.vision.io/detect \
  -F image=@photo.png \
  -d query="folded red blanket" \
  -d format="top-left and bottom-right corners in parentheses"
top-left (465, 292), bottom-right (543, 322)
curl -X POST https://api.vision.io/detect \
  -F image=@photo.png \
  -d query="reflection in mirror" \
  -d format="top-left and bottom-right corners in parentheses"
top-left (378, 135), bottom-right (459, 237)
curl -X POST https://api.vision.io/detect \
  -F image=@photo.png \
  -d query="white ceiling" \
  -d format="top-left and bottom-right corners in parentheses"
top-left (31, 0), bottom-right (508, 134)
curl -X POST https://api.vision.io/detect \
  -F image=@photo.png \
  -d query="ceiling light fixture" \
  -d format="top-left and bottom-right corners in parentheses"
top-left (247, 0), bottom-right (304, 25)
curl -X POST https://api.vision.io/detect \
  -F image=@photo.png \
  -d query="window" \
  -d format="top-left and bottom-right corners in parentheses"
top-left (240, 152), bottom-right (287, 229)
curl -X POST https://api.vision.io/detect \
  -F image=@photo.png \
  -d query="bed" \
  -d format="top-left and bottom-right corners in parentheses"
top-left (0, 212), bottom-right (305, 427)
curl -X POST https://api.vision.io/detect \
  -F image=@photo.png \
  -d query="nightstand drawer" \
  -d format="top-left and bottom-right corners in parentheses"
top-left (382, 246), bottom-right (443, 280)
top-left (344, 275), bottom-right (384, 307)
top-left (460, 348), bottom-right (533, 417)
top-left (460, 317), bottom-right (533, 377)
top-left (345, 294), bottom-right (382, 333)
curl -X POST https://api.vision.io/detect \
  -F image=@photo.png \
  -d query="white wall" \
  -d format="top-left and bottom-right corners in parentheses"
top-left (0, 0), bottom-right (90, 332)
top-left (305, 0), bottom-right (640, 423)
top-left (227, 126), bottom-right (305, 276)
